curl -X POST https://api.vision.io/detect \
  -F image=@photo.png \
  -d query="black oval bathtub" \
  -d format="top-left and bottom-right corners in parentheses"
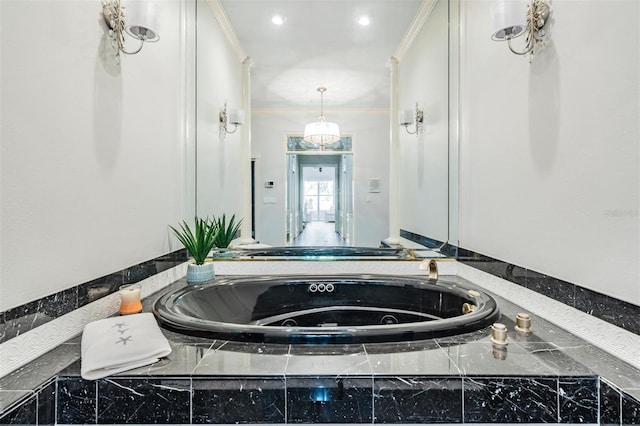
top-left (154, 275), bottom-right (499, 344)
top-left (231, 246), bottom-right (413, 259)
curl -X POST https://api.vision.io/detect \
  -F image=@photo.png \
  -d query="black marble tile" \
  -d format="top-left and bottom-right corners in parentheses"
top-left (460, 257), bottom-right (528, 286)
top-left (96, 378), bottom-right (190, 424)
top-left (365, 340), bottom-right (461, 375)
top-left (78, 273), bottom-right (124, 305)
top-left (561, 345), bottom-right (640, 391)
top-left (287, 344), bottom-right (371, 376)
top-left (286, 377), bottom-right (373, 423)
top-left (0, 343), bottom-right (80, 408)
top-left (36, 379), bottom-right (56, 425)
top-left (559, 377), bottom-right (598, 423)
top-left (158, 327), bottom-right (217, 346)
top-left (0, 393), bottom-right (36, 425)
top-left (154, 249), bottom-right (188, 274)
top-left (195, 341), bottom-right (290, 375)
top-left (0, 343), bottom-right (80, 412)
top-left (627, 389), bottom-right (640, 403)
top-left (622, 391), bottom-right (640, 425)
top-left (39, 287), bottom-right (79, 319)
top-left (0, 312), bottom-right (5, 342)
top-left (1, 249), bottom-right (185, 338)
top-left (525, 269), bottom-right (576, 307)
top-left (439, 242), bottom-right (458, 258)
top-left (434, 326), bottom-right (493, 346)
top-left (373, 377), bottom-right (462, 423)
top-left (600, 380), bottom-right (622, 425)
top-left (124, 261), bottom-right (158, 285)
top-left (515, 342), bottom-right (594, 376)
top-left (575, 287), bottom-right (640, 335)
top-left (463, 377), bottom-right (558, 423)
top-left (509, 314), bottom-right (588, 345)
top-left (442, 340), bottom-right (558, 376)
top-left (0, 288), bottom-right (78, 343)
top-left (574, 286), bottom-right (609, 315)
top-left (192, 377), bottom-right (286, 423)
top-left (0, 392), bottom-right (30, 416)
top-left (213, 340), bottom-right (291, 356)
top-left (56, 378), bottom-right (96, 424)
top-left (399, 229), bottom-right (444, 249)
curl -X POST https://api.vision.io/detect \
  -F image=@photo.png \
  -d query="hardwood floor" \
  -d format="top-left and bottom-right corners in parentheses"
top-left (292, 221), bottom-right (345, 246)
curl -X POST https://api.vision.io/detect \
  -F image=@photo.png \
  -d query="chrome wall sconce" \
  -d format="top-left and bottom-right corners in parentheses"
top-left (219, 103), bottom-right (245, 134)
top-left (102, 0), bottom-right (160, 62)
top-left (491, 0), bottom-right (551, 59)
top-left (399, 103), bottom-right (424, 135)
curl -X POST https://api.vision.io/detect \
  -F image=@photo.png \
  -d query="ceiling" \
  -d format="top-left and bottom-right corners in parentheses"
top-left (219, 0), bottom-right (424, 109)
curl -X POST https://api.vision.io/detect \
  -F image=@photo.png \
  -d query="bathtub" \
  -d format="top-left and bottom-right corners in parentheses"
top-left (229, 246), bottom-right (413, 260)
top-left (154, 274), bottom-right (499, 344)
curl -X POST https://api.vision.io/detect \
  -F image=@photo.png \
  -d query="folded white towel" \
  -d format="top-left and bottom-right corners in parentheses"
top-left (81, 312), bottom-right (171, 380)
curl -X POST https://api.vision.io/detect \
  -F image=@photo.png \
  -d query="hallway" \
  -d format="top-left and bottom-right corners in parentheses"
top-left (291, 222), bottom-right (345, 246)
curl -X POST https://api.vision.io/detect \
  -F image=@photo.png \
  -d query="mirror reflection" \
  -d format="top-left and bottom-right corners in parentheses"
top-left (195, 0), bottom-right (457, 257)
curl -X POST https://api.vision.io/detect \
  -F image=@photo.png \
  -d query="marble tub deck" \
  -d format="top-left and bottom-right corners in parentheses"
top-left (1, 276), bottom-right (639, 424)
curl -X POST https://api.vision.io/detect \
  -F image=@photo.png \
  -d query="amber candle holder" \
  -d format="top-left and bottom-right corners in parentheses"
top-left (119, 284), bottom-right (143, 315)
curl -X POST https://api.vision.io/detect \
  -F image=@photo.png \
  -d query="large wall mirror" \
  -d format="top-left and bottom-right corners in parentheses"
top-left (194, 0), bottom-right (459, 257)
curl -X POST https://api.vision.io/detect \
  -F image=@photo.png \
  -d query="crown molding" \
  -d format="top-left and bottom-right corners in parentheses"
top-left (206, 0), bottom-right (248, 62)
top-left (393, 0), bottom-right (438, 62)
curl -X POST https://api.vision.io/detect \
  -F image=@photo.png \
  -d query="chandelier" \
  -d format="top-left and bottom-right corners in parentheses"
top-left (303, 87), bottom-right (341, 148)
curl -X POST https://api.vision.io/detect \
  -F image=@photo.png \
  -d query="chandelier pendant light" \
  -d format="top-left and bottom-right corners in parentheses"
top-left (303, 87), bottom-right (341, 149)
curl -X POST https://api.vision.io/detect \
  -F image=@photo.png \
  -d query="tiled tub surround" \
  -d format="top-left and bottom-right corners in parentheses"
top-left (0, 258), bottom-right (188, 378)
top-left (0, 250), bottom-right (188, 344)
top-left (1, 272), bottom-right (640, 424)
top-left (399, 232), bottom-right (640, 337)
top-left (456, 248), bottom-right (640, 337)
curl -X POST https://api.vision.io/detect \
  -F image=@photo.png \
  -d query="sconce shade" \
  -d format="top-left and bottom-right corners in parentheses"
top-left (398, 110), bottom-right (414, 126)
top-left (219, 103), bottom-right (243, 134)
top-left (125, 0), bottom-right (159, 41)
top-left (303, 120), bottom-right (341, 145)
top-left (491, 0), bottom-right (527, 40)
top-left (228, 108), bottom-right (245, 125)
top-left (399, 103), bottom-right (424, 135)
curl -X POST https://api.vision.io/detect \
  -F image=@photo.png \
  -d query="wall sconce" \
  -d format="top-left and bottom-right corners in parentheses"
top-left (491, 0), bottom-right (551, 59)
top-left (219, 103), bottom-right (245, 134)
top-left (102, 0), bottom-right (160, 62)
top-left (399, 103), bottom-right (424, 135)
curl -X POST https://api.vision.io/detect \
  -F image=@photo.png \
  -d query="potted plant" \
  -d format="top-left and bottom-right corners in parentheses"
top-left (212, 214), bottom-right (242, 256)
top-left (170, 217), bottom-right (219, 283)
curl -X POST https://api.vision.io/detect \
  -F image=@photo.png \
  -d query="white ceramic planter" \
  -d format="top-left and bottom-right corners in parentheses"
top-left (186, 262), bottom-right (215, 283)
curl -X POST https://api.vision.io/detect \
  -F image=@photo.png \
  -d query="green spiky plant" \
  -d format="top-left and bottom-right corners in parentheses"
top-left (169, 217), bottom-right (219, 265)
top-left (212, 214), bottom-right (243, 249)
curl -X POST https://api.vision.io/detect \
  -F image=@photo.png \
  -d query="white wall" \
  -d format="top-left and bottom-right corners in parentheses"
top-left (0, 0), bottom-right (193, 311)
top-left (458, 0), bottom-right (640, 305)
top-left (252, 110), bottom-right (389, 247)
top-left (398, 0), bottom-right (450, 244)
top-left (195, 1), bottom-right (244, 220)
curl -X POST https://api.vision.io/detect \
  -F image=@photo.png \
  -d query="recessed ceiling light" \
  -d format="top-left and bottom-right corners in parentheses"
top-left (358, 16), bottom-right (370, 26)
top-left (272, 15), bottom-right (286, 25)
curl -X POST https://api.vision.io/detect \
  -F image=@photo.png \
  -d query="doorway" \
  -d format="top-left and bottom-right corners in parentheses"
top-left (286, 153), bottom-right (353, 246)
top-left (285, 135), bottom-right (354, 246)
